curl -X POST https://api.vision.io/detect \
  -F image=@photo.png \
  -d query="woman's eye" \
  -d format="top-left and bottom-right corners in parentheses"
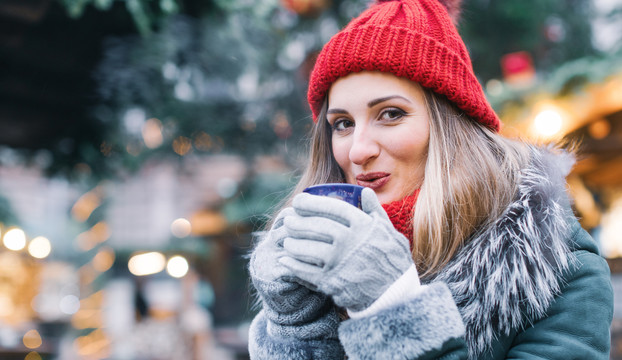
top-left (379, 108), bottom-right (406, 121)
top-left (332, 119), bottom-right (354, 131)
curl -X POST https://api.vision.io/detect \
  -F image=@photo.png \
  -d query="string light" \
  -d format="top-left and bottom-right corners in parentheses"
top-left (23, 329), bottom-right (42, 349)
top-left (3, 228), bottom-right (26, 251)
top-left (128, 252), bottom-right (166, 276)
top-left (142, 118), bottom-right (164, 148)
top-left (533, 109), bottom-right (563, 137)
top-left (28, 236), bottom-right (51, 259)
top-left (92, 247), bottom-right (115, 272)
top-left (172, 136), bottom-right (192, 156)
top-left (72, 189), bottom-right (101, 222)
top-left (166, 256), bottom-right (189, 278)
top-left (25, 352), bottom-right (42, 360)
top-left (170, 218), bottom-right (192, 238)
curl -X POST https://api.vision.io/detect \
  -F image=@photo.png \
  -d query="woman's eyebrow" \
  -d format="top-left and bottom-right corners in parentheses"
top-left (327, 95), bottom-right (410, 114)
top-left (368, 95), bottom-right (410, 108)
top-left (327, 108), bottom-right (349, 114)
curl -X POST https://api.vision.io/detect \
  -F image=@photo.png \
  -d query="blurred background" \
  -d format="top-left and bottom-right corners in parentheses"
top-left (0, 0), bottom-right (621, 359)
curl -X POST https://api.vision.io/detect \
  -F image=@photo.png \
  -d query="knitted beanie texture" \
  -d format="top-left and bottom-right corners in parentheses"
top-left (307, 0), bottom-right (500, 132)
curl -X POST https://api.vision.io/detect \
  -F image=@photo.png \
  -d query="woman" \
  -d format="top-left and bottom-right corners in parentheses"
top-left (248, 0), bottom-right (613, 359)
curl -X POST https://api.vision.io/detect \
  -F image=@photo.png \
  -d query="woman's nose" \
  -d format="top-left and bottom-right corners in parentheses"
top-left (348, 126), bottom-right (380, 165)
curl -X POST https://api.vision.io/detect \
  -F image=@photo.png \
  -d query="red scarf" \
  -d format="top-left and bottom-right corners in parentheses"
top-left (381, 189), bottom-right (420, 248)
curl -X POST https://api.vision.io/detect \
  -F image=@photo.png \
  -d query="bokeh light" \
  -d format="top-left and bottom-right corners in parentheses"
top-left (142, 118), bottom-right (164, 148)
top-left (73, 328), bottom-right (110, 357)
top-left (92, 247), bottom-right (115, 272)
top-left (0, 294), bottom-right (14, 317)
top-left (172, 136), bottom-right (192, 156)
top-left (23, 329), bottom-right (42, 349)
top-left (171, 218), bottom-right (192, 238)
top-left (588, 118), bottom-right (611, 139)
top-left (71, 190), bottom-right (101, 222)
top-left (123, 107), bottom-right (146, 135)
top-left (128, 252), bottom-right (166, 276)
top-left (76, 221), bottom-right (110, 252)
top-left (25, 352), bottom-right (42, 360)
top-left (166, 255), bottom-right (189, 278)
top-left (3, 228), bottom-right (26, 251)
top-left (28, 236), bottom-right (51, 259)
top-left (60, 295), bottom-right (81, 315)
top-left (194, 132), bottom-right (212, 151)
top-left (533, 109), bottom-right (563, 137)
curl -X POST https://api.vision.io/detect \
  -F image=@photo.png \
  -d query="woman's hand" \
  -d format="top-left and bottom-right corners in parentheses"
top-left (249, 207), bottom-right (336, 337)
top-left (279, 187), bottom-right (415, 312)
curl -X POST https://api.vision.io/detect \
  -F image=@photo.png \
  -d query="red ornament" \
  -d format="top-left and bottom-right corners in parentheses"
top-left (280, 0), bottom-right (330, 17)
top-left (501, 51), bottom-right (536, 87)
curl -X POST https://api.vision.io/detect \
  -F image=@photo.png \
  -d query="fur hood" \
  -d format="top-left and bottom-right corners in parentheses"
top-left (428, 146), bottom-right (578, 358)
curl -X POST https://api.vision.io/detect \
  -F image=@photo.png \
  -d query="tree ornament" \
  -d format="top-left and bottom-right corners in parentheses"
top-left (280, 0), bottom-right (330, 17)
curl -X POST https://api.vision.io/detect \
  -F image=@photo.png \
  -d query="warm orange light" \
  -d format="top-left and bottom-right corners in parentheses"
top-left (280, 0), bottom-right (330, 16)
top-left (0, 294), bottom-right (14, 317)
top-left (23, 329), bottom-right (42, 349)
top-left (80, 291), bottom-right (104, 310)
top-left (74, 329), bottom-right (110, 357)
top-left (72, 190), bottom-right (101, 222)
top-left (142, 118), bottom-right (164, 149)
top-left (92, 247), bottom-right (115, 272)
top-left (77, 222), bottom-right (110, 251)
top-left (71, 309), bottom-right (102, 330)
top-left (172, 136), bottom-right (192, 156)
top-left (194, 132), bottom-right (212, 151)
top-left (79, 265), bottom-right (98, 286)
top-left (588, 119), bottom-right (611, 139)
top-left (600, 196), bottom-right (622, 258)
top-left (190, 210), bottom-right (227, 236)
top-left (25, 352), bottom-right (42, 360)
top-left (533, 109), bottom-right (563, 137)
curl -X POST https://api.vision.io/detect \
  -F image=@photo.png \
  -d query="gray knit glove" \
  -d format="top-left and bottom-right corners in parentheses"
top-left (249, 207), bottom-right (339, 340)
top-left (279, 187), bottom-right (414, 312)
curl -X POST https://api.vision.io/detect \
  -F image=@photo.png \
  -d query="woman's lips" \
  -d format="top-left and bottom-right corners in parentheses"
top-left (356, 172), bottom-right (390, 190)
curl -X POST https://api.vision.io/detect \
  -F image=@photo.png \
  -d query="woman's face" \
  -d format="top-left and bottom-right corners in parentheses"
top-left (327, 71), bottom-right (430, 204)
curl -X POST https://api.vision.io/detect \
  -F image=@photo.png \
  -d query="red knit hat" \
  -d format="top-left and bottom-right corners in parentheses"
top-left (307, 0), bottom-right (501, 132)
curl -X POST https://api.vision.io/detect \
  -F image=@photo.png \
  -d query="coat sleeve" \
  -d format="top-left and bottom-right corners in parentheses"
top-left (506, 249), bottom-right (613, 359)
top-left (338, 282), bottom-right (469, 359)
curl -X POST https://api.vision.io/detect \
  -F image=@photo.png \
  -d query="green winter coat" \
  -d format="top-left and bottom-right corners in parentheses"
top-left (249, 148), bottom-right (614, 359)
top-left (338, 215), bottom-right (612, 360)
top-left (482, 219), bottom-right (612, 359)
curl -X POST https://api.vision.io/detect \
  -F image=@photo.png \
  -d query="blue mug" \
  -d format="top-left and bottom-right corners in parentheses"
top-left (303, 183), bottom-right (364, 208)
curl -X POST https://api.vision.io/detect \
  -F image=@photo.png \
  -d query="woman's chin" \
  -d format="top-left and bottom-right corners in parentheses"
top-left (376, 192), bottom-right (399, 205)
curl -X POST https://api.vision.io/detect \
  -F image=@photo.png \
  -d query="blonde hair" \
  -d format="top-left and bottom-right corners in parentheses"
top-left (415, 92), bottom-right (530, 277)
top-left (274, 89), bottom-right (531, 278)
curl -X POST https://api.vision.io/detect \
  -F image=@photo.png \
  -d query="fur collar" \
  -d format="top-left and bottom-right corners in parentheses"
top-left (427, 146), bottom-right (578, 358)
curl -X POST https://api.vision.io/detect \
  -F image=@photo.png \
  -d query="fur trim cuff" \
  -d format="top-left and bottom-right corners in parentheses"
top-left (339, 282), bottom-right (465, 359)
